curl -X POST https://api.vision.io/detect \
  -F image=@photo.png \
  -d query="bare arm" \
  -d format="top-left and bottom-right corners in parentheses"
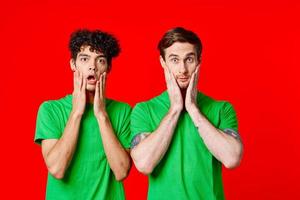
top-left (42, 112), bottom-right (82, 179)
top-left (41, 70), bottom-right (86, 179)
top-left (188, 108), bottom-right (243, 169)
top-left (185, 67), bottom-right (243, 169)
top-left (94, 73), bottom-right (131, 181)
top-left (130, 65), bottom-right (183, 175)
top-left (130, 108), bottom-right (181, 175)
top-left (96, 114), bottom-right (131, 181)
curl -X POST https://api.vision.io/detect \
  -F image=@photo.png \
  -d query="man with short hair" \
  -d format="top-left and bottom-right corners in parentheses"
top-left (35, 29), bottom-right (131, 200)
top-left (130, 27), bottom-right (243, 200)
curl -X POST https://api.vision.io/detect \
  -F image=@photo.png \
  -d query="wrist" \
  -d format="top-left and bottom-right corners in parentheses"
top-left (169, 105), bottom-right (183, 114)
top-left (95, 110), bottom-right (108, 121)
top-left (169, 106), bottom-right (182, 116)
top-left (70, 110), bottom-right (83, 119)
top-left (186, 102), bottom-right (198, 113)
top-left (187, 106), bottom-right (203, 127)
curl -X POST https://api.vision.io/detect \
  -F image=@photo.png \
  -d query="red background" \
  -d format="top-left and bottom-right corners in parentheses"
top-left (0, 0), bottom-right (299, 199)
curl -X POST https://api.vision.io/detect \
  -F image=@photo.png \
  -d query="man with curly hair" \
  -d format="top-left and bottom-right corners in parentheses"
top-left (34, 29), bottom-right (131, 200)
top-left (130, 27), bottom-right (243, 200)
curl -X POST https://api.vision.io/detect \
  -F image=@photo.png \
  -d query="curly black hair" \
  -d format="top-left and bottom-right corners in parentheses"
top-left (69, 29), bottom-right (120, 67)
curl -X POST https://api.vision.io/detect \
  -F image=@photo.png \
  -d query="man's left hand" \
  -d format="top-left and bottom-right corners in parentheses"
top-left (185, 65), bottom-right (200, 113)
top-left (94, 72), bottom-right (107, 118)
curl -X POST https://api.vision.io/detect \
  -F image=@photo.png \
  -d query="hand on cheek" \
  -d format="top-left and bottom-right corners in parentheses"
top-left (164, 66), bottom-right (183, 112)
top-left (72, 70), bottom-right (87, 116)
top-left (185, 65), bottom-right (200, 113)
top-left (94, 72), bottom-right (107, 118)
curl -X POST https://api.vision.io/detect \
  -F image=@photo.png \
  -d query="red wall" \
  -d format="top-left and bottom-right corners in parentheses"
top-left (1, 0), bottom-right (299, 199)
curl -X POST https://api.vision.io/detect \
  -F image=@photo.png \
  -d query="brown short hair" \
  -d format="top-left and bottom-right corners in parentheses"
top-left (158, 27), bottom-right (202, 61)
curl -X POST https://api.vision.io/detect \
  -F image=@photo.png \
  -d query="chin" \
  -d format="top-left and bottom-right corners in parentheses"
top-left (179, 85), bottom-right (188, 89)
top-left (178, 82), bottom-right (189, 89)
top-left (86, 85), bottom-right (96, 92)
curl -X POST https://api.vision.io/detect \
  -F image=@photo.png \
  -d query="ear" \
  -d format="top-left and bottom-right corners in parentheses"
top-left (196, 56), bottom-right (202, 68)
top-left (106, 65), bottom-right (111, 73)
top-left (198, 55), bottom-right (202, 65)
top-left (159, 55), bottom-right (167, 69)
top-left (70, 59), bottom-right (76, 71)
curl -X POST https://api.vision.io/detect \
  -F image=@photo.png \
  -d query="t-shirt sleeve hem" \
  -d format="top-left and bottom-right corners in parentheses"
top-left (34, 136), bottom-right (61, 145)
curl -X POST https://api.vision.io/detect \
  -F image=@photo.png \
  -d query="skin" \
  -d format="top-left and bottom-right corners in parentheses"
top-left (41, 46), bottom-right (131, 181)
top-left (131, 42), bottom-right (243, 174)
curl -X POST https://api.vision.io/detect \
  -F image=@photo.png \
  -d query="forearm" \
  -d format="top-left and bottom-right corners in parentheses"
top-left (44, 111), bottom-right (82, 178)
top-left (131, 108), bottom-right (181, 174)
top-left (189, 107), bottom-right (243, 168)
top-left (97, 113), bottom-right (131, 181)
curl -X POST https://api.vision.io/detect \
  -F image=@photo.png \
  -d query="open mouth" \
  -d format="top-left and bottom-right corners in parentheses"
top-left (87, 75), bottom-right (97, 84)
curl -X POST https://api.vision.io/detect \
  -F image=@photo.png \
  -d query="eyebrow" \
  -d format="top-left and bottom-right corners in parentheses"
top-left (168, 52), bottom-right (196, 58)
top-left (78, 53), bottom-right (90, 57)
top-left (185, 52), bottom-right (196, 57)
top-left (78, 54), bottom-right (106, 59)
top-left (168, 54), bottom-right (179, 58)
top-left (97, 55), bottom-right (106, 59)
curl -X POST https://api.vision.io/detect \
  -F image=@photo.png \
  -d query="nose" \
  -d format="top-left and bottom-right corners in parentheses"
top-left (178, 61), bottom-right (188, 74)
top-left (88, 61), bottom-right (96, 71)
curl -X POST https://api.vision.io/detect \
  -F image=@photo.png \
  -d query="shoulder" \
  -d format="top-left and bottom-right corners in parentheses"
top-left (107, 99), bottom-right (131, 110)
top-left (133, 91), bottom-right (168, 111)
top-left (38, 95), bottom-right (72, 114)
top-left (106, 99), bottom-right (132, 118)
top-left (198, 92), bottom-right (234, 112)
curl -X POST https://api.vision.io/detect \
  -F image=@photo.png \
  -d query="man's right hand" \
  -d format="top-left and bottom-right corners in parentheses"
top-left (41, 70), bottom-right (86, 179)
top-left (72, 70), bottom-right (86, 116)
top-left (163, 67), bottom-right (183, 113)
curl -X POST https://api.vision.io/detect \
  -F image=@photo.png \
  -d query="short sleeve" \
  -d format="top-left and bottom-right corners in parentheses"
top-left (116, 104), bottom-right (132, 149)
top-left (218, 102), bottom-right (238, 132)
top-left (130, 103), bottom-right (152, 141)
top-left (34, 102), bottom-right (62, 145)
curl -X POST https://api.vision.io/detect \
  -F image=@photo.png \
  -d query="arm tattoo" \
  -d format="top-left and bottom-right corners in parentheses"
top-left (223, 128), bottom-right (240, 140)
top-left (131, 133), bottom-right (149, 149)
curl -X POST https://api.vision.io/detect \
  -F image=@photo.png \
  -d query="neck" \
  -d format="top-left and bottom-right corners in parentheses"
top-left (86, 91), bottom-right (95, 104)
top-left (181, 88), bottom-right (187, 99)
top-left (180, 89), bottom-right (187, 111)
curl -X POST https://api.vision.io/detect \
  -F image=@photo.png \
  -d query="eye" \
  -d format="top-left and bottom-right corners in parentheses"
top-left (98, 59), bottom-right (106, 64)
top-left (186, 57), bottom-right (194, 63)
top-left (80, 57), bottom-right (88, 62)
top-left (170, 58), bottom-right (179, 63)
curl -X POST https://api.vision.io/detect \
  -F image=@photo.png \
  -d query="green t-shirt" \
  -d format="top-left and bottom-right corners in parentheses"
top-left (35, 95), bottom-right (131, 200)
top-left (131, 91), bottom-right (238, 200)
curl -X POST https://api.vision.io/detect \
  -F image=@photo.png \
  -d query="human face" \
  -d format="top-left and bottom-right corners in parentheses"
top-left (70, 46), bottom-right (108, 91)
top-left (160, 42), bottom-right (199, 89)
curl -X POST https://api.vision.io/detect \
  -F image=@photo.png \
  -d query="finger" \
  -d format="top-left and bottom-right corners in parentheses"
top-left (81, 75), bottom-right (86, 92)
top-left (192, 66), bottom-right (200, 99)
top-left (74, 70), bottom-right (80, 93)
top-left (163, 67), bottom-right (171, 82)
top-left (77, 71), bottom-right (82, 89)
top-left (95, 80), bottom-right (100, 101)
top-left (102, 72), bottom-right (106, 97)
top-left (164, 66), bottom-right (172, 82)
top-left (99, 74), bottom-right (103, 98)
top-left (74, 69), bottom-right (77, 84)
top-left (195, 64), bottom-right (200, 78)
top-left (78, 71), bottom-right (81, 89)
top-left (169, 70), bottom-right (179, 87)
top-left (194, 66), bottom-right (200, 88)
top-left (163, 68), bottom-right (173, 91)
top-left (187, 72), bottom-right (195, 94)
top-left (73, 70), bottom-right (76, 89)
top-left (169, 70), bottom-right (176, 82)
